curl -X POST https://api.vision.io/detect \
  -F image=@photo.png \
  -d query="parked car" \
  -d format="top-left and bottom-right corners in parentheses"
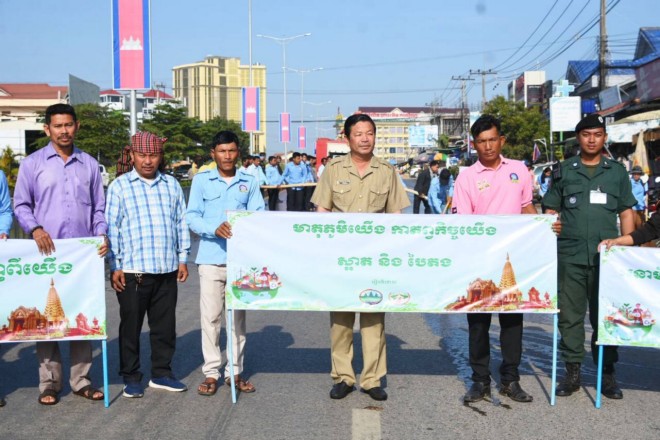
top-left (409, 165), bottom-right (421, 178)
top-left (99, 164), bottom-right (110, 187)
top-left (172, 164), bottom-right (192, 181)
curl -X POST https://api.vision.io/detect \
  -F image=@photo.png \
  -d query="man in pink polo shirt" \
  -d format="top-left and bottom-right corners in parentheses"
top-left (453, 115), bottom-right (536, 404)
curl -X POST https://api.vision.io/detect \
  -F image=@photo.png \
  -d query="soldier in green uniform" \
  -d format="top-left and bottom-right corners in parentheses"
top-left (543, 113), bottom-right (636, 400)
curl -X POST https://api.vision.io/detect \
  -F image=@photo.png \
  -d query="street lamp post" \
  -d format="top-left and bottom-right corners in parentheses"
top-left (286, 67), bottom-right (323, 127)
top-left (303, 100), bottom-right (332, 144)
top-left (256, 32), bottom-right (311, 157)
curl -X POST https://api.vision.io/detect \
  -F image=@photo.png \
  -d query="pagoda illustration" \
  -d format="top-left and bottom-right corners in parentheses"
top-left (445, 253), bottom-right (553, 312)
top-left (498, 253), bottom-right (522, 303)
top-left (44, 279), bottom-right (67, 329)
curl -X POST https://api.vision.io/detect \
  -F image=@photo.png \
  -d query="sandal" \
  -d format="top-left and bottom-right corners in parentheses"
top-left (72, 384), bottom-right (104, 401)
top-left (225, 375), bottom-right (256, 393)
top-left (198, 377), bottom-right (218, 396)
top-left (38, 389), bottom-right (59, 406)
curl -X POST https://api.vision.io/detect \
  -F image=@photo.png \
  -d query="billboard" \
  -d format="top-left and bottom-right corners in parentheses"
top-left (68, 75), bottom-right (100, 106)
top-left (408, 125), bottom-right (438, 148)
top-left (550, 96), bottom-right (581, 133)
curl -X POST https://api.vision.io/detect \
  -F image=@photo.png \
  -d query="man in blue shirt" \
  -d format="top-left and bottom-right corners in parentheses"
top-left (265, 156), bottom-right (283, 211)
top-left (282, 152), bottom-right (308, 211)
top-left (428, 168), bottom-right (454, 214)
top-left (187, 131), bottom-right (265, 396)
top-left (0, 170), bottom-right (11, 239)
top-left (630, 165), bottom-right (647, 229)
top-left (106, 131), bottom-right (191, 399)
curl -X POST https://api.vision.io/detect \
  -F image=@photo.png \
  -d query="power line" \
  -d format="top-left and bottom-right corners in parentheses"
top-left (496, 0), bottom-right (578, 73)
top-left (491, 0), bottom-right (560, 70)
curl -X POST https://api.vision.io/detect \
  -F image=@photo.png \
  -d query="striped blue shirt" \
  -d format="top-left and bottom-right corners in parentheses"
top-left (106, 169), bottom-right (190, 273)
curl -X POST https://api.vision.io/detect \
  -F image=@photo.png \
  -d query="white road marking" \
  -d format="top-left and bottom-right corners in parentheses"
top-left (352, 408), bottom-right (381, 440)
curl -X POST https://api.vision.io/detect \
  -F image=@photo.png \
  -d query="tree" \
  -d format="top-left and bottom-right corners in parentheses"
top-left (436, 133), bottom-right (450, 149)
top-left (482, 96), bottom-right (550, 162)
top-left (139, 103), bottom-right (199, 163)
top-left (195, 117), bottom-right (250, 158)
top-left (31, 103), bottom-right (130, 167)
top-left (0, 147), bottom-right (19, 194)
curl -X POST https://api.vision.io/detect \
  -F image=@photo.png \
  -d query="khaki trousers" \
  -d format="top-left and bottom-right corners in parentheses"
top-left (330, 312), bottom-right (386, 390)
top-left (199, 264), bottom-right (246, 379)
top-left (37, 341), bottom-right (92, 393)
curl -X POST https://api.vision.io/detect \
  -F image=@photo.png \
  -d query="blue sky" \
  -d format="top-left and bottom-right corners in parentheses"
top-left (0, 0), bottom-right (656, 152)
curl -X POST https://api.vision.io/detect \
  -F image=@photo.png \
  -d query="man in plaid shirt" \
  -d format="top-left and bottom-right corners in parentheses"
top-left (106, 131), bottom-right (191, 399)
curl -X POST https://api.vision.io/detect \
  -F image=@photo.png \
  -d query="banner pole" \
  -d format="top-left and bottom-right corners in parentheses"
top-left (102, 339), bottom-right (109, 408)
top-left (551, 313), bottom-right (558, 405)
top-left (596, 345), bottom-right (604, 408)
top-left (226, 305), bottom-right (237, 404)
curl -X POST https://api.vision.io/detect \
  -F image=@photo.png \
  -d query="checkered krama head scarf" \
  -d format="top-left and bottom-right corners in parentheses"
top-left (116, 131), bottom-right (167, 177)
top-left (131, 131), bottom-right (166, 154)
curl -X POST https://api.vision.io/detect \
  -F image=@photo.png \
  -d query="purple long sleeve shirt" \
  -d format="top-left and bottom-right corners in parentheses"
top-left (13, 143), bottom-right (107, 238)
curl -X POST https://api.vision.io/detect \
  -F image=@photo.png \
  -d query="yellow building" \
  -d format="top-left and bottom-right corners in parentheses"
top-left (357, 106), bottom-right (462, 164)
top-left (172, 56), bottom-right (267, 153)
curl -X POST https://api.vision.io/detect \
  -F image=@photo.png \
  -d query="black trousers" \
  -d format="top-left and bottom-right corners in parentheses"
top-left (467, 313), bottom-right (523, 385)
top-left (413, 195), bottom-right (431, 214)
top-left (267, 188), bottom-right (279, 211)
top-left (303, 186), bottom-right (314, 211)
top-left (286, 188), bottom-right (305, 211)
top-left (117, 271), bottom-right (178, 383)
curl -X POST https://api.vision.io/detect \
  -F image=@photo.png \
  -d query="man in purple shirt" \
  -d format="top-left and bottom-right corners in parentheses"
top-left (14, 103), bottom-right (108, 405)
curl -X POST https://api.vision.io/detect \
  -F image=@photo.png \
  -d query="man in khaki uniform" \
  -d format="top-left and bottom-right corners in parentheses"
top-left (311, 113), bottom-right (410, 401)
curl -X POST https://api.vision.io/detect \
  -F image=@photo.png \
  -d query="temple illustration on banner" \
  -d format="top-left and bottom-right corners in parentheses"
top-left (1, 279), bottom-right (103, 341)
top-left (444, 253), bottom-right (553, 312)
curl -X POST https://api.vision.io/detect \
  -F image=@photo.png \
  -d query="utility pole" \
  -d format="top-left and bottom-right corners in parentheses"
top-left (469, 69), bottom-right (496, 109)
top-left (599, 0), bottom-right (608, 91)
top-left (452, 75), bottom-right (474, 161)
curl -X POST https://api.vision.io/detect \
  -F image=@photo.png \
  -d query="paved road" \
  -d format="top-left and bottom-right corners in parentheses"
top-left (2, 181), bottom-right (660, 439)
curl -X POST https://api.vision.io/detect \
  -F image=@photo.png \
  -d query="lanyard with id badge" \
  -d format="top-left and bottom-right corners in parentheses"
top-left (590, 186), bottom-right (607, 205)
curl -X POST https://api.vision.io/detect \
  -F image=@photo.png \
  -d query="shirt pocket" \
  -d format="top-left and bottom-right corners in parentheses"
top-left (368, 188), bottom-right (389, 212)
top-left (73, 175), bottom-right (92, 205)
top-left (234, 191), bottom-right (249, 208)
top-left (332, 183), bottom-right (353, 211)
top-left (202, 187), bottom-right (224, 218)
top-left (600, 182), bottom-right (620, 213)
top-left (562, 184), bottom-right (583, 210)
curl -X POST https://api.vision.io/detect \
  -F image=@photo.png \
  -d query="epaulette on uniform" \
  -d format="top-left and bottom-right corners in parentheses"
top-left (328, 156), bottom-right (346, 167)
top-left (375, 157), bottom-right (394, 169)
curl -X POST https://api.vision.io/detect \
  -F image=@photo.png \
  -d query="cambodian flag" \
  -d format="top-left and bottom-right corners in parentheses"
top-left (242, 87), bottom-right (260, 132)
top-left (298, 126), bottom-right (306, 150)
top-left (532, 143), bottom-right (541, 162)
top-left (280, 113), bottom-right (291, 143)
top-left (112, 0), bottom-right (151, 90)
